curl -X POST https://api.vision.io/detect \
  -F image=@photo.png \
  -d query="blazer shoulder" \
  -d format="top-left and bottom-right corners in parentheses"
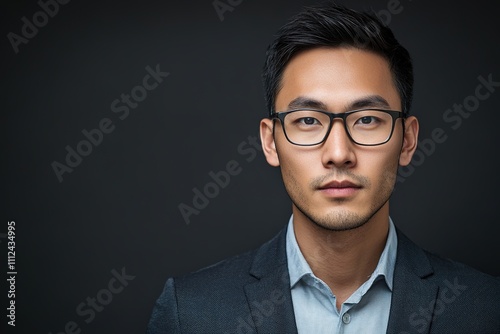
top-left (174, 225), bottom-right (288, 289)
top-left (397, 228), bottom-right (499, 289)
top-left (391, 230), bottom-right (500, 333)
top-left (177, 245), bottom-right (258, 288)
top-left (428, 251), bottom-right (500, 329)
top-left (147, 226), bottom-right (290, 333)
top-left (424, 249), bottom-right (500, 287)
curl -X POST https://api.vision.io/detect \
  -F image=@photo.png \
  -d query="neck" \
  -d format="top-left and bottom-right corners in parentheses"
top-left (292, 203), bottom-right (390, 308)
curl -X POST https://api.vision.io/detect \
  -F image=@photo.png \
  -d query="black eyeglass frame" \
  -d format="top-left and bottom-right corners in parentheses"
top-left (270, 108), bottom-right (407, 146)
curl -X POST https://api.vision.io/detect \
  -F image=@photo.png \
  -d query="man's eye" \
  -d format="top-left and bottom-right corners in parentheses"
top-left (359, 116), bottom-right (374, 124)
top-left (354, 116), bottom-right (382, 126)
top-left (299, 117), bottom-right (319, 125)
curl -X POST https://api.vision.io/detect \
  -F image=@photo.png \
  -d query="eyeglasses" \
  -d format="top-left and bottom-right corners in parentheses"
top-left (270, 108), bottom-right (406, 146)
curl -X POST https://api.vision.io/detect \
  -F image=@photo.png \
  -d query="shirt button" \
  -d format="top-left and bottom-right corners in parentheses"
top-left (342, 313), bottom-right (351, 324)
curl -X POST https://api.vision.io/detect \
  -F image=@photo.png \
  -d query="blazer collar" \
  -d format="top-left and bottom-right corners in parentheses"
top-left (244, 226), bottom-right (298, 334)
top-left (244, 225), bottom-right (439, 334)
top-left (387, 228), bottom-right (439, 334)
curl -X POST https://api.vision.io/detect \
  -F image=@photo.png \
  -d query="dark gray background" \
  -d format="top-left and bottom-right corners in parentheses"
top-left (3, 0), bottom-right (500, 333)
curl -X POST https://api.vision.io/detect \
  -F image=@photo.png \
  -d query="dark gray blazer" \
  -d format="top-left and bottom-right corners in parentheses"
top-left (147, 226), bottom-right (500, 333)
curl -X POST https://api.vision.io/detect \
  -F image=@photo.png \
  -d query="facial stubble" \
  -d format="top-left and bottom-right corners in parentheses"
top-left (282, 166), bottom-right (397, 232)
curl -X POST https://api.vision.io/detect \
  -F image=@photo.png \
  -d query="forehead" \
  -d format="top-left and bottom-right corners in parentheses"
top-left (276, 47), bottom-right (401, 111)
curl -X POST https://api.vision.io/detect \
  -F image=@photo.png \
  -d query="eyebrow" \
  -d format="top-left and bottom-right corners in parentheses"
top-left (349, 95), bottom-right (391, 110)
top-left (287, 96), bottom-right (328, 110)
top-left (285, 95), bottom-right (392, 111)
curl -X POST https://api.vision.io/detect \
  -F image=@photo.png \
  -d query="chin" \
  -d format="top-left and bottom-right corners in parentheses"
top-left (302, 207), bottom-right (371, 232)
top-left (313, 214), bottom-right (369, 232)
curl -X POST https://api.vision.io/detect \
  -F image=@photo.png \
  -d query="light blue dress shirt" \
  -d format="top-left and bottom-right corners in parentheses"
top-left (286, 215), bottom-right (397, 334)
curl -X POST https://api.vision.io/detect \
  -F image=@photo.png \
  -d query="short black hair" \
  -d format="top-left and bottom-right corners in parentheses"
top-left (262, 2), bottom-right (413, 116)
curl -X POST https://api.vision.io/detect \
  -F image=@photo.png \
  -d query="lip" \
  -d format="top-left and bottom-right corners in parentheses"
top-left (317, 180), bottom-right (362, 198)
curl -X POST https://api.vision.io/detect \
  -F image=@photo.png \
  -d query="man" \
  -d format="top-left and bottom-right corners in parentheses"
top-left (147, 3), bottom-right (500, 333)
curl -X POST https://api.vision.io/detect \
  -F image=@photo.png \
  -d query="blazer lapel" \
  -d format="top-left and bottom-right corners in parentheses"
top-left (387, 230), bottom-right (439, 334)
top-left (243, 227), bottom-right (298, 334)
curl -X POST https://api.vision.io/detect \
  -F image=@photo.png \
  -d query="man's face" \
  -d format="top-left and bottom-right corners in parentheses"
top-left (260, 47), bottom-right (418, 231)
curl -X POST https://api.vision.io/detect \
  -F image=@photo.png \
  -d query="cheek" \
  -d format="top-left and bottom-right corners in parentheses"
top-left (280, 154), bottom-right (310, 181)
top-left (359, 148), bottom-right (400, 184)
top-left (278, 148), bottom-right (318, 187)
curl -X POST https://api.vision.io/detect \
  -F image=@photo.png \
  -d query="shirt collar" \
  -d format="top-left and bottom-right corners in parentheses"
top-left (286, 215), bottom-right (398, 291)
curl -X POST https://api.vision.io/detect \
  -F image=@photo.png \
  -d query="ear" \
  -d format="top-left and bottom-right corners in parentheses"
top-left (260, 118), bottom-right (280, 167)
top-left (399, 116), bottom-right (419, 166)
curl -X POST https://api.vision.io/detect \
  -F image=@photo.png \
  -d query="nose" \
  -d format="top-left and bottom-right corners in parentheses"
top-left (321, 120), bottom-right (356, 169)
